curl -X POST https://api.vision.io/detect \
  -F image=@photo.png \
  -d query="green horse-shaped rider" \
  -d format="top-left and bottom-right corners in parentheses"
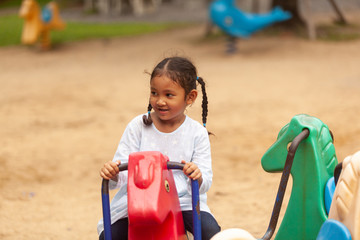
top-left (261, 114), bottom-right (338, 240)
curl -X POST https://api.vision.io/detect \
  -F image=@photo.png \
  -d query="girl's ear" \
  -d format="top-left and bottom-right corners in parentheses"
top-left (186, 89), bottom-right (198, 105)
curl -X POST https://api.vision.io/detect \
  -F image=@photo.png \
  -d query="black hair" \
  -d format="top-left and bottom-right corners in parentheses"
top-left (142, 57), bottom-right (209, 131)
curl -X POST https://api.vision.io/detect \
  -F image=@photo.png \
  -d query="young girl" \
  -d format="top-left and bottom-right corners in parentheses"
top-left (98, 56), bottom-right (221, 240)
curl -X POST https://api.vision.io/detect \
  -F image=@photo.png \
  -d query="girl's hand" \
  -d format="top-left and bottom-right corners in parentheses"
top-left (181, 160), bottom-right (203, 186)
top-left (100, 160), bottom-right (121, 180)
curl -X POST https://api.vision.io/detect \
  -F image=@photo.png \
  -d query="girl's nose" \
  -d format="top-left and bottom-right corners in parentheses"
top-left (157, 98), bottom-right (166, 106)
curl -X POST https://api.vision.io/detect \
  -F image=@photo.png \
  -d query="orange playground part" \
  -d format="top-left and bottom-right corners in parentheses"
top-left (19, 0), bottom-right (65, 49)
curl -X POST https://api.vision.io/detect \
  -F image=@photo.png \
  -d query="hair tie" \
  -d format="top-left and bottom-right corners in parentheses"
top-left (203, 123), bottom-right (206, 127)
top-left (148, 111), bottom-right (151, 115)
top-left (196, 77), bottom-right (199, 80)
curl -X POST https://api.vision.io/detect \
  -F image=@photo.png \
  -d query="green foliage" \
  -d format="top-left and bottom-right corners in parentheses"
top-left (52, 22), bottom-right (183, 44)
top-left (0, 14), bottom-right (188, 47)
top-left (0, 14), bottom-right (22, 46)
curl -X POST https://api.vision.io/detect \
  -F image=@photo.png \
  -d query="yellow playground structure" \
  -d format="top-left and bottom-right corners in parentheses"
top-left (19, 0), bottom-right (66, 49)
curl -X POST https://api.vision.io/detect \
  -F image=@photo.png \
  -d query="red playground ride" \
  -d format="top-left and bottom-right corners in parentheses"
top-left (101, 151), bottom-right (201, 240)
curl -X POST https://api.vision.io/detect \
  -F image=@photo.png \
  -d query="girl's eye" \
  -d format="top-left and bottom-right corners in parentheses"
top-left (166, 93), bottom-right (174, 97)
top-left (151, 91), bottom-right (157, 96)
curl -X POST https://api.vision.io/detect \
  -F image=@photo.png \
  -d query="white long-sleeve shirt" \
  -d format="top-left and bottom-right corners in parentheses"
top-left (97, 114), bottom-right (213, 234)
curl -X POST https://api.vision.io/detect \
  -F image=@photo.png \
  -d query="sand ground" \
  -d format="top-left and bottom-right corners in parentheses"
top-left (1, 22), bottom-right (360, 239)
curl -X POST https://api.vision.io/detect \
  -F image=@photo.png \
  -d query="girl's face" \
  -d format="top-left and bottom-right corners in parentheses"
top-left (150, 75), bottom-right (197, 125)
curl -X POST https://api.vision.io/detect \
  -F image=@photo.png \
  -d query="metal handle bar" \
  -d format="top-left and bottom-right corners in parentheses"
top-left (101, 161), bottom-right (201, 240)
top-left (260, 128), bottom-right (310, 240)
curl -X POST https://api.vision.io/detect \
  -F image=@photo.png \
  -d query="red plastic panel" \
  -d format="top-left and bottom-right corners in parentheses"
top-left (128, 151), bottom-right (186, 240)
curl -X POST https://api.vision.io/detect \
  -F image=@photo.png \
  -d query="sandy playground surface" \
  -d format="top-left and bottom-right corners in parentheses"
top-left (1, 22), bottom-right (360, 239)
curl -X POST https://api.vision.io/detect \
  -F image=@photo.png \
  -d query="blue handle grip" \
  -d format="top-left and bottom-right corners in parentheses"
top-left (191, 179), bottom-right (202, 240)
top-left (101, 179), bottom-right (112, 240)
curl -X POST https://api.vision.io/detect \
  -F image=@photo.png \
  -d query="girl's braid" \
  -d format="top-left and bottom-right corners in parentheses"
top-left (196, 77), bottom-right (208, 127)
top-left (142, 103), bottom-right (153, 126)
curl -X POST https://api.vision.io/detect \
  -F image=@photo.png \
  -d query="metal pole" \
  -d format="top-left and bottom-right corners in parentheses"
top-left (260, 129), bottom-right (310, 240)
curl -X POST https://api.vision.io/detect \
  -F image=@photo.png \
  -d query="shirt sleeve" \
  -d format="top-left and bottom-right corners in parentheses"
top-left (190, 126), bottom-right (213, 194)
top-left (109, 116), bottom-right (142, 189)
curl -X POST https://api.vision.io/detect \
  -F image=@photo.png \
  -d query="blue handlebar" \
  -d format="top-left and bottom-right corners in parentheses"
top-left (101, 180), bottom-right (112, 240)
top-left (191, 179), bottom-right (202, 240)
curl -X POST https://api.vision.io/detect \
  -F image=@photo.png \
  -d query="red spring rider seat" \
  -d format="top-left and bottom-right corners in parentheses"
top-left (127, 151), bottom-right (186, 240)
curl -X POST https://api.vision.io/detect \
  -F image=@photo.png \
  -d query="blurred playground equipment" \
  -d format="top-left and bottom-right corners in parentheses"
top-left (209, 0), bottom-right (292, 53)
top-left (287, 0), bottom-right (357, 40)
top-left (211, 114), bottom-right (360, 240)
top-left (19, 0), bottom-right (66, 50)
top-left (248, 0), bottom-right (360, 40)
top-left (209, 0), bottom-right (291, 38)
top-left (101, 151), bottom-right (201, 240)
